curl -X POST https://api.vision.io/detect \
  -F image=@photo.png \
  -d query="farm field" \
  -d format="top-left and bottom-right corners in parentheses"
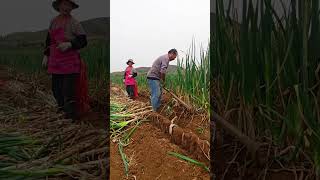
top-left (110, 44), bottom-right (211, 179)
top-left (0, 38), bottom-right (109, 179)
top-left (0, 65), bottom-right (107, 179)
top-left (213, 0), bottom-right (320, 179)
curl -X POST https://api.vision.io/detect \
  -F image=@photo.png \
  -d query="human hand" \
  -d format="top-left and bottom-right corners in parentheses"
top-left (57, 42), bottom-right (72, 52)
top-left (128, 75), bottom-right (133, 78)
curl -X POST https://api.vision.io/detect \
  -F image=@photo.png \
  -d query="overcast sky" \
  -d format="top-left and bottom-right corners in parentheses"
top-left (0, 0), bottom-right (109, 35)
top-left (110, 0), bottom-right (210, 72)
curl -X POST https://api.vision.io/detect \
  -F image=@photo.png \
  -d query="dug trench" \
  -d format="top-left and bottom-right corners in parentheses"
top-left (138, 89), bottom-right (210, 142)
top-left (110, 85), bottom-right (210, 179)
top-left (135, 88), bottom-right (210, 164)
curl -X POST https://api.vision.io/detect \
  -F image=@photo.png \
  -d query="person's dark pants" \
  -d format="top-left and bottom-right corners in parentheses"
top-left (126, 85), bottom-right (135, 99)
top-left (52, 74), bottom-right (79, 120)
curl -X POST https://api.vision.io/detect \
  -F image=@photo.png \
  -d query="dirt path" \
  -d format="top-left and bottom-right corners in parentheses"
top-left (110, 85), bottom-right (210, 179)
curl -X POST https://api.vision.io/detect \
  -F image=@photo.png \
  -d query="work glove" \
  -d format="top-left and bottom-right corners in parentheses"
top-left (42, 56), bottom-right (48, 68)
top-left (57, 42), bottom-right (72, 52)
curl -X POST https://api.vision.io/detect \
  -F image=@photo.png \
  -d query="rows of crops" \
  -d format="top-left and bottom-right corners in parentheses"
top-left (111, 41), bottom-right (210, 112)
top-left (213, 0), bottom-right (320, 172)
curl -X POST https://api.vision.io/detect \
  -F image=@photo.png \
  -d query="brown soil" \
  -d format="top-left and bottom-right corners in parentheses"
top-left (138, 89), bottom-right (210, 142)
top-left (148, 112), bottom-right (210, 163)
top-left (136, 88), bottom-right (210, 163)
top-left (110, 122), bottom-right (210, 180)
top-left (110, 86), bottom-right (210, 179)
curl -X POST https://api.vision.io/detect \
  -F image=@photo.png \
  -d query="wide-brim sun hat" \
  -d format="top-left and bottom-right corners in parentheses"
top-left (52, 0), bottom-right (79, 12)
top-left (126, 59), bottom-right (135, 65)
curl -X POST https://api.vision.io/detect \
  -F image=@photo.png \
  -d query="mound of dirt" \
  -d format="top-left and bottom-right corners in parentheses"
top-left (110, 85), bottom-right (210, 179)
top-left (110, 123), bottom-right (209, 180)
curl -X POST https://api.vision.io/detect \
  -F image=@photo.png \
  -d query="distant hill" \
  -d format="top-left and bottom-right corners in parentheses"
top-left (80, 17), bottom-right (109, 38)
top-left (111, 65), bottom-right (179, 76)
top-left (0, 17), bottom-right (109, 47)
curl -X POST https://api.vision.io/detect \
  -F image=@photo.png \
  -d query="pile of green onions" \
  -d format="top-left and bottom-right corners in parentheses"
top-left (110, 101), bottom-right (145, 176)
top-left (0, 132), bottom-right (68, 179)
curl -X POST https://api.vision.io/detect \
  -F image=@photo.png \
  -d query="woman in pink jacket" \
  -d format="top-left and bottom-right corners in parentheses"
top-left (42, 0), bottom-right (88, 121)
top-left (123, 59), bottom-right (138, 99)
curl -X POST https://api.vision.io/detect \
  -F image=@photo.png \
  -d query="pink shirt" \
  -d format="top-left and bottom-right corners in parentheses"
top-left (124, 66), bottom-right (137, 85)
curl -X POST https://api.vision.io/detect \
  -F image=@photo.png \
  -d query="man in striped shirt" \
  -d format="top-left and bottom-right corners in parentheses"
top-left (147, 49), bottom-right (178, 111)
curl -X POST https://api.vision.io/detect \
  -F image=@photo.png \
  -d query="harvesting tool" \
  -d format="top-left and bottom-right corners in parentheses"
top-left (162, 86), bottom-right (193, 111)
top-left (162, 86), bottom-right (263, 162)
top-left (212, 112), bottom-right (260, 155)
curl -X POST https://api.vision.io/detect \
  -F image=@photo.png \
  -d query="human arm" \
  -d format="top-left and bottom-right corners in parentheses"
top-left (130, 68), bottom-right (138, 78)
top-left (70, 18), bottom-right (87, 49)
top-left (57, 19), bottom-right (87, 52)
top-left (42, 32), bottom-right (50, 68)
top-left (159, 58), bottom-right (169, 85)
top-left (43, 32), bottom-right (50, 56)
top-left (123, 71), bottom-right (126, 83)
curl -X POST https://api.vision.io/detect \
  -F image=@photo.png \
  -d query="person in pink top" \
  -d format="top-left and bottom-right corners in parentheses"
top-left (42, 0), bottom-right (87, 121)
top-left (123, 59), bottom-right (138, 99)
